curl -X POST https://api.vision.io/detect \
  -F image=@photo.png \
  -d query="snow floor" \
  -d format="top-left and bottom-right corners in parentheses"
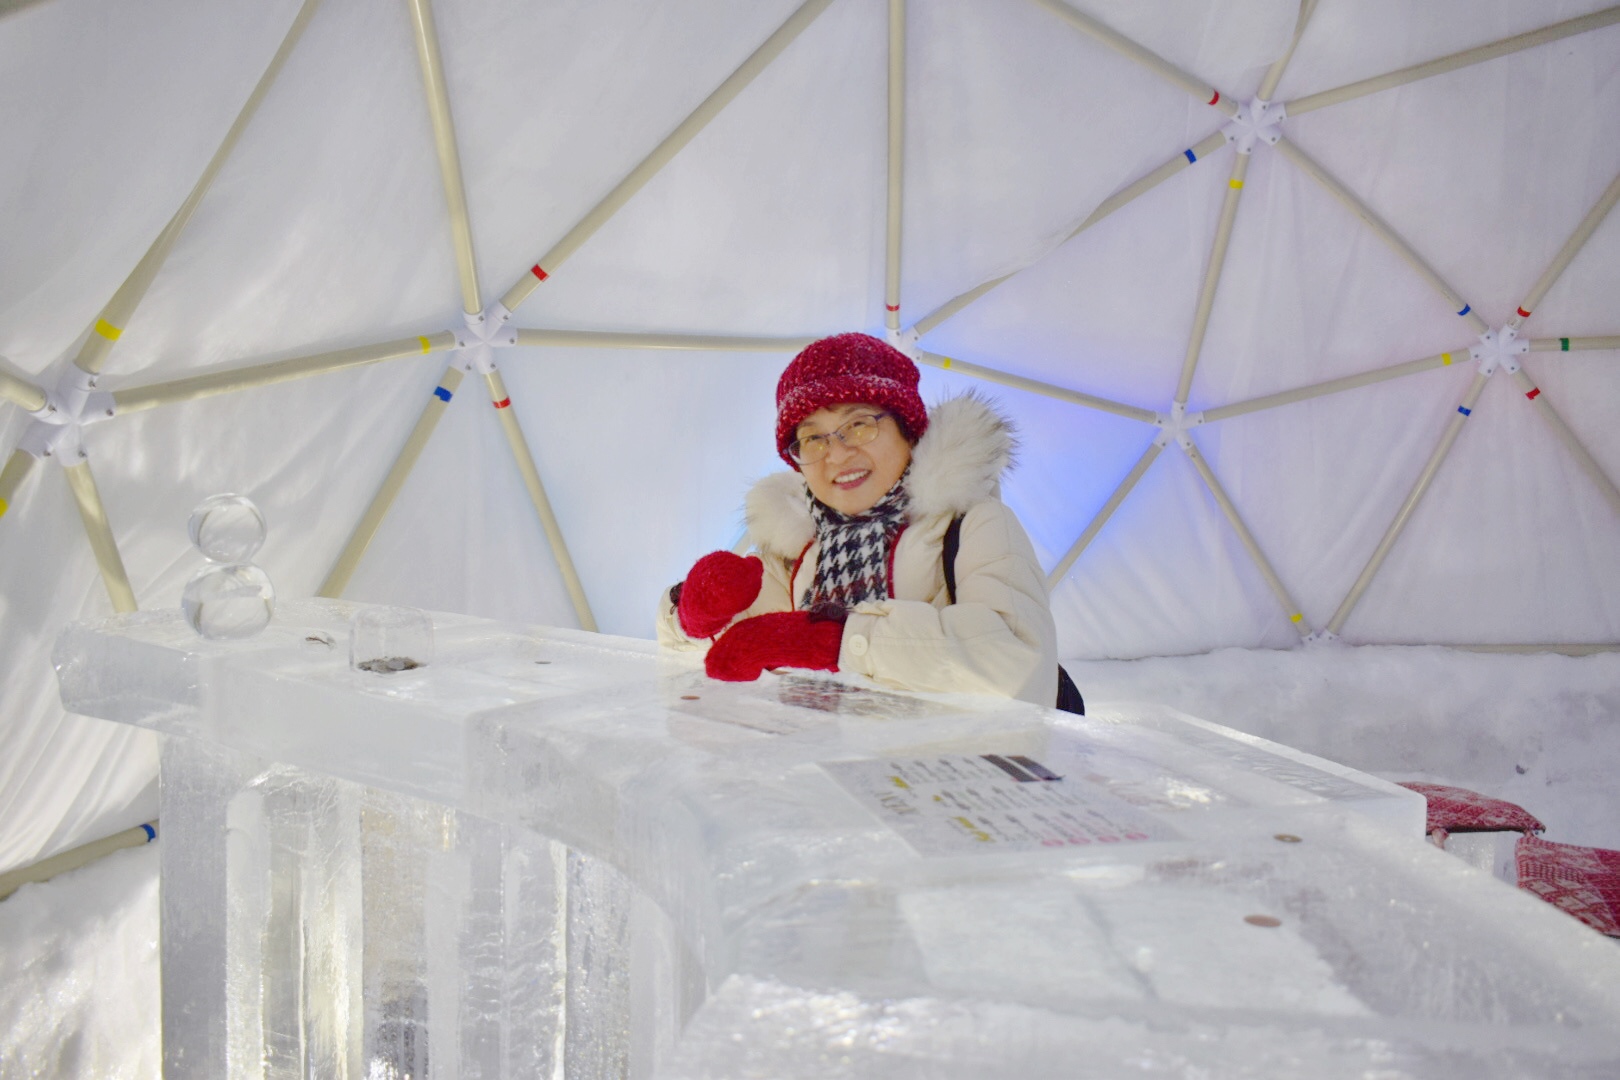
top-left (2, 644), bottom-right (1616, 1079)
top-left (0, 845), bottom-right (158, 1080)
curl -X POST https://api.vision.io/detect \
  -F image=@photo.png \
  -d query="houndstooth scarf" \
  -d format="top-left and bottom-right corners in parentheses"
top-left (803, 470), bottom-right (910, 609)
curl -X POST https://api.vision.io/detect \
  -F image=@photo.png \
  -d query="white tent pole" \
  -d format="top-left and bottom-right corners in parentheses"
top-left (1203, 347), bottom-right (1467, 422)
top-left (1508, 171), bottom-right (1620, 329)
top-left (1509, 366), bottom-right (1620, 517)
top-left (916, 350), bottom-right (1158, 423)
top-left (1287, 6), bottom-right (1620, 117)
top-left (1176, 153), bottom-right (1250, 407)
top-left (63, 460), bottom-right (137, 613)
top-left (884, 0), bottom-right (906, 334)
top-left (1028, 0), bottom-right (1238, 117)
top-left (318, 366), bottom-right (464, 598)
top-left (1450, 643), bottom-right (1620, 656)
top-left (0, 369), bottom-right (47, 412)
top-left (69, 0), bottom-right (324, 377)
top-left (498, 0), bottom-right (837, 314)
top-left (0, 450), bottom-right (38, 519)
top-left (1166, 0), bottom-right (1308, 408)
top-left (1276, 137), bottom-right (1490, 336)
top-left (1045, 441), bottom-right (1164, 589)
top-left (910, 277), bottom-right (1014, 342)
top-left (1530, 336), bottom-right (1620, 353)
top-left (406, 0), bottom-right (482, 316)
top-left (113, 332), bottom-right (457, 414)
top-left (480, 369), bottom-right (597, 631)
top-left (1071, 132), bottom-right (1230, 237)
top-left (912, 131), bottom-right (1230, 338)
top-left (1199, 331), bottom-right (1620, 425)
top-left (1179, 435), bottom-right (1311, 637)
top-left (513, 329), bottom-right (814, 352)
top-left (0, 822), bottom-right (158, 901)
top-left (1326, 372), bottom-right (1490, 635)
top-left (1256, 0), bottom-right (1320, 102)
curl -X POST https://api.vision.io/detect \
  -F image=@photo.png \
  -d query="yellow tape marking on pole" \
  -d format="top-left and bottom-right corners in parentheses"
top-left (1228, 178), bottom-right (1244, 190)
top-left (941, 357), bottom-right (953, 369)
top-left (1441, 352), bottom-right (1452, 365)
top-left (418, 336), bottom-right (432, 353)
top-left (94, 319), bottom-right (123, 341)
top-left (1290, 612), bottom-right (1304, 623)
top-left (0, 497), bottom-right (8, 517)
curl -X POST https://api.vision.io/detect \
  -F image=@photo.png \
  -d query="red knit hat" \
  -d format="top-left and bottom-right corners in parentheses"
top-left (775, 333), bottom-right (928, 468)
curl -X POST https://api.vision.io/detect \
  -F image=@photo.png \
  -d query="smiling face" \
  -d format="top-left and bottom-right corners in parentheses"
top-left (795, 403), bottom-right (914, 516)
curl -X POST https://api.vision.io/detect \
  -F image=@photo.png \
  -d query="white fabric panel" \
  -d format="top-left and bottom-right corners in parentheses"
top-left (1, 0), bottom-right (1617, 875)
top-left (901, 0), bottom-right (1292, 328)
top-left (1272, 0), bottom-right (1620, 105)
top-left (517, 0), bottom-right (887, 334)
top-left (110, 0), bottom-right (464, 376)
top-left (0, 0), bottom-right (306, 362)
top-left (1045, 442), bottom-right (1310, 658)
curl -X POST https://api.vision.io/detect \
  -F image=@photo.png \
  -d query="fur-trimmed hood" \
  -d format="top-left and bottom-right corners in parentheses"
top-left (744, 392), bottom-right (1017, 559)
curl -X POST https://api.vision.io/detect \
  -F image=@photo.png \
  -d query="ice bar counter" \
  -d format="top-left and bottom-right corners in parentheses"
top-left (54, 600), bottom-right (1620, 1078)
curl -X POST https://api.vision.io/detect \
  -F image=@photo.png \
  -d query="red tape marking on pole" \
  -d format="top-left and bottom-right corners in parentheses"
top-left (1516, 307), bottom-right (1532, 319)
top-left (1208, 90), bottom-right (1220, 106)
top-left (530, 265), bottom-right (549, 281)
top-left (885, 304), bottom-right (899, 312)
top-left (494, 397), bottom-right (512, 409)
top-left (1525, 388), bottom-right (1541, 401)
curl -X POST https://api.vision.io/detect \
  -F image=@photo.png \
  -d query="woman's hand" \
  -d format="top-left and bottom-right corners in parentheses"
top-left (676, 551), bottom-right (764, 639)
top-left (705, 609), bottom-right (844, 682)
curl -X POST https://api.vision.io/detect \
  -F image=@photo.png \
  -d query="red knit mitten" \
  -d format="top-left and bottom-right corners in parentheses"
top-left (677, 551), bottom-right (764, 639)
top-left (705, 610), bottom-right (844, 682)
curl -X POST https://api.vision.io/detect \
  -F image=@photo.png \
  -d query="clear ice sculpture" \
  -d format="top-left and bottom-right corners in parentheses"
top-left (350, 605), bottom-right (434, 673)
top-left (181, 493), bottom-right (274, 640)
top-left (51, 600), bottom-right (1620, 1079)
top-left (188, 492), bottom-right (268, 563)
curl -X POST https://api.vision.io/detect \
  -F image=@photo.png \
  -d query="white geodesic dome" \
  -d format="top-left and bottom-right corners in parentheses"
top-left (1, 0), bottom-right (1617, 874)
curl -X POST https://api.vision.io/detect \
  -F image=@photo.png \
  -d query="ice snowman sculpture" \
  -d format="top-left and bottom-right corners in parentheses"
top-left (182, 494), bottom-right (275, 639)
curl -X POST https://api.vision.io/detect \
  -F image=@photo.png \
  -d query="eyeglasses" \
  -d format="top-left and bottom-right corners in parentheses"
top-left (787, 412), bottom-right (893, 465)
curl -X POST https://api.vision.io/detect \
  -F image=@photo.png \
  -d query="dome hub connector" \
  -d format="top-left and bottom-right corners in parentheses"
top-left (453, 301), bottom-right (517, 374)
top-left (1154, 401), bottom-right (1206, 449)
top-left (1471, 324), bottom-right (1529, 377)
top-left (1222, 97), bottom-right (1286, 155)
top-left (17, 364), bottom-right (116, 464)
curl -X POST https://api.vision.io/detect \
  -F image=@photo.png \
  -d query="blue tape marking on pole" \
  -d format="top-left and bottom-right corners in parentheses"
top-left (1456, 304), bottom-right (1471, 317)
top-left (1457, 405), bottom-right (1472, 417)
top-left (141, 824), bottom-right (156, 842)
top-left (434, 386), bottom-right (453, 403)
top-left (1184, 148), bottom-right (1197, 164)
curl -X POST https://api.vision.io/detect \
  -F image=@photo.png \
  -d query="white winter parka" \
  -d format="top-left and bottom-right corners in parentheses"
top-left (658, 394), bottom-right (1059, 706)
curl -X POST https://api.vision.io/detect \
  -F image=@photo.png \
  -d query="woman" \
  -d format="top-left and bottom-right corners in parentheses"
top-left (658, 332), bottom-right (1060, 707)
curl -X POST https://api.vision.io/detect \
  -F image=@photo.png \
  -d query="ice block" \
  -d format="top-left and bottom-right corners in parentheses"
top-left (54, 600), bottom-right (1620, 1078)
